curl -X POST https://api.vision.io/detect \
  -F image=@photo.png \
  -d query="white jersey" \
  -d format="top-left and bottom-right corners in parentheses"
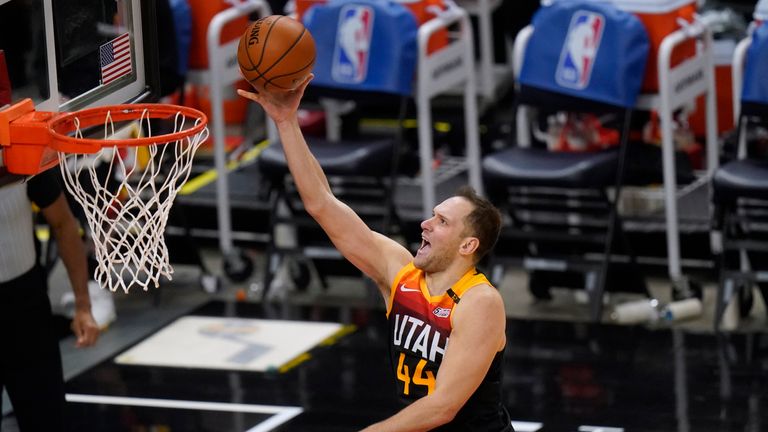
top-left (0, 182), bottom-right (36, 282)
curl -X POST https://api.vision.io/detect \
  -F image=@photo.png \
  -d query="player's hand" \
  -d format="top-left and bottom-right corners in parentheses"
top-left (237, 74), bottom-right (313, 125)
top-left (71, 308), bottom-right (100, 348)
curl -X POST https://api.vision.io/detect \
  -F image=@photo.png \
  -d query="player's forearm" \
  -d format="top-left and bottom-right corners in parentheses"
top-left (275, 116), bottom-right (333, 213)
top-left (360, 394), bottom-right (456, 432)
top-left (52, 220), bottom-right (90, 311)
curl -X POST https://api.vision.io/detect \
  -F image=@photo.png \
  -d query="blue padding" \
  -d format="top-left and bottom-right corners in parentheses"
top-left (742, 23), bottom-right (768, 105)
top-left (519, 0), bottom-right (649, 108)
top-left (169, 0), bottom-right (192, 77)
top-left (304, 0), bottom-right (418, 96)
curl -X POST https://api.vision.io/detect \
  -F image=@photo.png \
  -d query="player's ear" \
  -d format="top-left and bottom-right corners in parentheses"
top-left (459, 237), bottom-right (479, 256)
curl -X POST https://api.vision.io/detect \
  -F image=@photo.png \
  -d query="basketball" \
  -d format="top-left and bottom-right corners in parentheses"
top-left (238, 15), bottom-right (316, 91)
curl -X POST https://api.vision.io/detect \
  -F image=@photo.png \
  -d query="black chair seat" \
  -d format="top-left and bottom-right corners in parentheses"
top-left (259, 138), bottom-right (394, 178)
top-left (713, 159), bottom-right (768, 201)
top-left (482, 147), bottom-right (619, 188)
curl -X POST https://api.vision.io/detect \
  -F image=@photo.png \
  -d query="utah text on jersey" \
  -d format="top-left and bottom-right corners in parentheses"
top-left (391, 311), bottom-right (449, 396)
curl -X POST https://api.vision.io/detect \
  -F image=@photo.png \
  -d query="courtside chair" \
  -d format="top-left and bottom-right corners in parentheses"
top-left (712, 22), bottom-right (768, 331)
top-left (482, 0), bottom-right (651, 322)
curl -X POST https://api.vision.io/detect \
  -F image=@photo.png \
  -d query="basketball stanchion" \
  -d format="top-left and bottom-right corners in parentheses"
top-left (0, 99), bottom-right (209, 293)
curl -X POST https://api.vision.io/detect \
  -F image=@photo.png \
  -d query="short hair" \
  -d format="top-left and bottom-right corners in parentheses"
top-left (455, 185), bottom-right (502, 263)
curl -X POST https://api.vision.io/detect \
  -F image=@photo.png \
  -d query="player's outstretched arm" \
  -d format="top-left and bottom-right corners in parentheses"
top-left (238, 77), bottom-right (412, 298)
top-left (360, 285), bottom-right (507, 431)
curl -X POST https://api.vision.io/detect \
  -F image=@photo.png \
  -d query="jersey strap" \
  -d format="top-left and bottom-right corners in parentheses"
top-left (446, 288), bottom-right (461, 304)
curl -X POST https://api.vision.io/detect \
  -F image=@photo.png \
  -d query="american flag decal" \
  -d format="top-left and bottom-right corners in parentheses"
top-left (99, 33), bottom-right (132, 85)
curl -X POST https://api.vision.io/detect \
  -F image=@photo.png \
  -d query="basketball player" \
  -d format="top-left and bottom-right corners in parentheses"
top-left (239, 76), bottom-right (513, 431)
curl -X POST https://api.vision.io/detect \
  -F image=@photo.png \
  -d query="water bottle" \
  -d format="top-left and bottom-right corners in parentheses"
top-left (611, 298), bottom-right (660, 324)
top-left (660, 298), bottom-right (703, 323)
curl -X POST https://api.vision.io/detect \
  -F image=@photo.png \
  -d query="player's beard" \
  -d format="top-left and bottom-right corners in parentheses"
top-left (414, 243), bottom-right (454, 273)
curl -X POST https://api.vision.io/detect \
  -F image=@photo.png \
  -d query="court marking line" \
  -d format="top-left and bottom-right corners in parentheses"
top-left (277, 323), bottom-right (357, 372)
top-left (511, 420), bottom-right (544, 431)
top-left (245, 408), bottom-right (303, 432)
top-left (318, 324), bottom-right (357, 346)
top-left (278, 352), bottom-right (312, 373)
top-left (578, 426), bottom-right (624, 432)
top-left (67, 394), bottom-right (551, 431)
top-left (66, 394), bottom-right (303, 423)
top-left (360, 118), bottom-right (452, 132)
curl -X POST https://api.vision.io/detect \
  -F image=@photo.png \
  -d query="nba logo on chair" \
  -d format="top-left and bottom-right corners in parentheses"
top-left (332, 5), bottom-right (374, 83)
top-left (556, 11), bottom-right (605, 89)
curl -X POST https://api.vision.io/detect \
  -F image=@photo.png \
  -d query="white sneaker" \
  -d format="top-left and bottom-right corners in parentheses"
top-left (88, 280), bottom-right (116, 329)
top-left (60, 280), bottom-right (117, 330)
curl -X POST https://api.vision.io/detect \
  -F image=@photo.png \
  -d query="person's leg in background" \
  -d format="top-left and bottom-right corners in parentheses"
top-left (0, 267), bottom-right (66, 431)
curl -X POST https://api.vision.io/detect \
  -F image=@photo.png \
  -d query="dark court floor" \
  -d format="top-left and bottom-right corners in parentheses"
top-left (3, 255), bottom-right (767, 432)
top-left (55, 298), bottom-right (768, 432)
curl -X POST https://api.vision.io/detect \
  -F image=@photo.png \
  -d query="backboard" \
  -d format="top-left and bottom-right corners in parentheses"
top-left (0, 0), bottom-right (159, 179)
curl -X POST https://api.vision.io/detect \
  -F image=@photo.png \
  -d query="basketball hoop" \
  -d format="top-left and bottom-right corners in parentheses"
top-left (0, 99), bottom-right (209, 293)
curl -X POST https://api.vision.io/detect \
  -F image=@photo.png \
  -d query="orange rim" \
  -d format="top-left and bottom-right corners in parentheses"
top-left (49, 103), bottom-right (208, 153)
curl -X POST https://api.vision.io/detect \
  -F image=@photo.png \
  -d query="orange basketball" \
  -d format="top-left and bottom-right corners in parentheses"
top-left (238, 15), bottom-right (316, 91)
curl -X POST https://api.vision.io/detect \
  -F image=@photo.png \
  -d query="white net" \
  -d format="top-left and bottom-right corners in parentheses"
top-left (58, 108), bottom-right (209, 293)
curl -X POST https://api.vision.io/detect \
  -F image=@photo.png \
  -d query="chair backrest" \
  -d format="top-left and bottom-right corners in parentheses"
top-left (756, 0), bottom-right (768, 23)
top-left (304, 0), bottom-right (418, 96)
top-left (518, 0), bottom-right (650, 109)
top-left (741, 23), bottom-right (768, 113)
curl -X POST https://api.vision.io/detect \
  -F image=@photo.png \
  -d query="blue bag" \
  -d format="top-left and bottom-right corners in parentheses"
top-left (742, 23), bottom-right (768, 106)
top-left (518, 0), bottom-right (650, 108)
top-left (304, 0), bottom-right (418, 95)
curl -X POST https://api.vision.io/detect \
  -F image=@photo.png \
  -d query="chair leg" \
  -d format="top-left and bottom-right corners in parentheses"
top-left (261, 190), bottom-right (283, 302)
top-left (715, 223), bottom-right (744, 331)
top-left (586, 269), bottom-right (603, 321)
top-left (715, 275), bottom-right (735, 332)
top-left (590, 204), bottom-right (618, 322)
top-left (261, 250), bottom-right (279, 302)
top-left (383, 96), bottom-right (409, 236)
top-left (590, 111), bottom-right (633, 322)
top-left (617, 218), bottom-right (651, 297)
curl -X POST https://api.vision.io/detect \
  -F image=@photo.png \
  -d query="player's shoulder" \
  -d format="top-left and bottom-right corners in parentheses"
top-left (452, 283), bottom-right (506, 334)
top-left (461, 282), bottom-right (504, 309)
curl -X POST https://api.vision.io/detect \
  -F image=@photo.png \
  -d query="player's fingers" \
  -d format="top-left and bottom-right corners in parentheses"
top-left (78, 331), bottom-right (98, 347)
top-left (72, 316), bottom-right (99, 347)
top-left (237, 88), bottom-right (260, 102)
top-left (82, 325), bottom-right (99, 347)
top-left (295, 74), bottom-right (314, 94)
top-left (71, 320), bottom-right (86, 346)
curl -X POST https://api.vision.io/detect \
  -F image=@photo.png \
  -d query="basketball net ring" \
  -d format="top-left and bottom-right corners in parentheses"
top-left (1, 100), bottom-right (209, 293)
